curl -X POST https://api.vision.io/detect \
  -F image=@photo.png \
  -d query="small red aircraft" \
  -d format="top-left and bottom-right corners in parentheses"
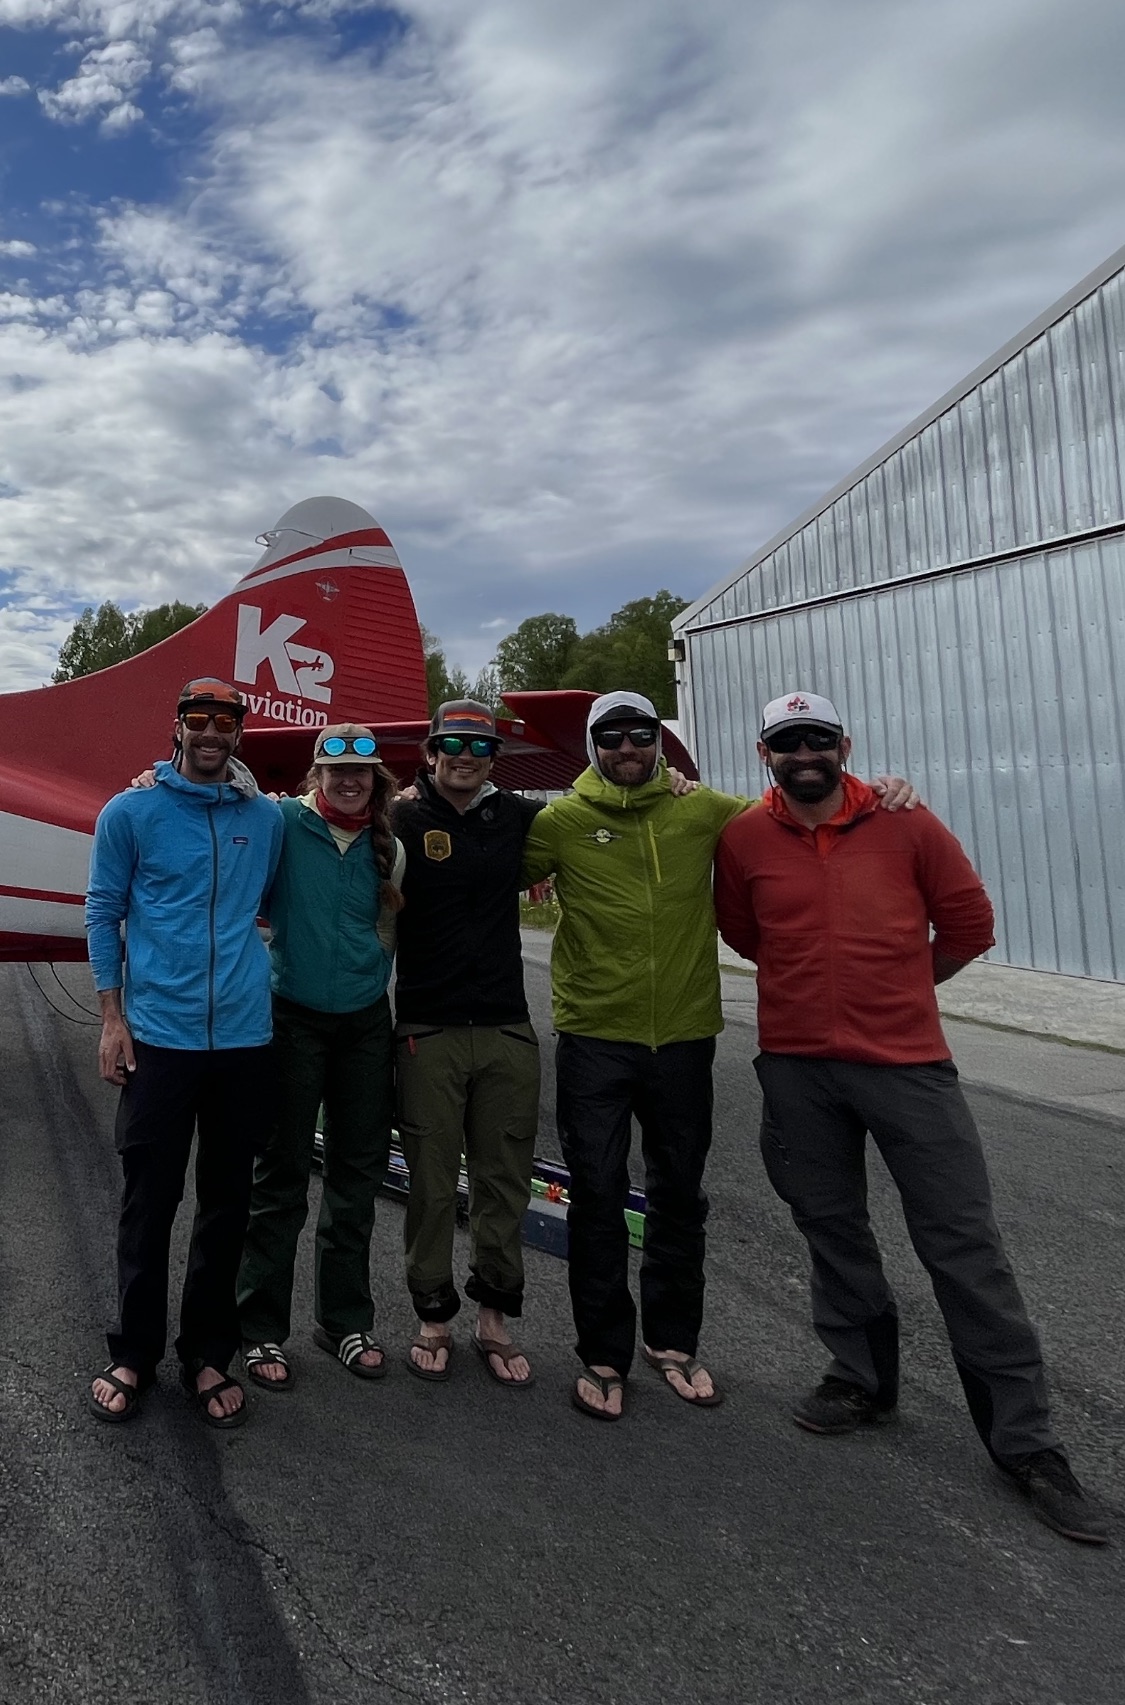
top-left (0, 495), bottom-right (696, 963)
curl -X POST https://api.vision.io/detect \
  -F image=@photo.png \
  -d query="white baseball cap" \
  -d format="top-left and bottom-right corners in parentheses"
top-left (760, 691), bottom-right (843, 738)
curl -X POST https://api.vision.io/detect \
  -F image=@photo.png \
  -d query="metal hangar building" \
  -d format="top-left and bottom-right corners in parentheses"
top-left (671, 246), bottom-right (1125, 982)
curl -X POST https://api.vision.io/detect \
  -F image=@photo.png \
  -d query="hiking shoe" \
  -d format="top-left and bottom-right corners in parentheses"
top-left (1005, 1449), bottom-right (1110, 1545)
top-left (793, 1376), bottom-right (887, 1435)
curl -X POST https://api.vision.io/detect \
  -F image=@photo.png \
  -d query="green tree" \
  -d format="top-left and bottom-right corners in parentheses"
top-left (559, 590), bottom-right (688, 716)
top-left (493, 612), bottom-right (579, 692)
top-left (422, 627), bottom-right (505, 713)
top-left (421, 626), bottom-right (464, 713)
top-left (53, 599), bottom-right (207, 683)
top-left (467, 665), bottom-right (503, 711)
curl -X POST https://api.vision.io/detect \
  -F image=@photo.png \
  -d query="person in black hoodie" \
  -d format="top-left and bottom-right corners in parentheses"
top-left (392, 701), bottom-right (543, 1387)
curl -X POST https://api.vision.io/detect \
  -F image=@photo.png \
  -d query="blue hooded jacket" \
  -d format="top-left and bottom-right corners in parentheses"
top-left (86, 758), bottom-right (284, 1051)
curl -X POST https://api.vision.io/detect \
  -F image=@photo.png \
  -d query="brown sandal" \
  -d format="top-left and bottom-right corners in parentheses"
top-left (642, 1348), bottom-right (723, 1407)
top-left (406, 1331), bottom-right (453, 1382)
top-left (472, 1333), bottom-right (535, 1389)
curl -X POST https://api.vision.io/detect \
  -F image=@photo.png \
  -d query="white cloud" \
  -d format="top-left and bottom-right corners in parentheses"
top-left (0, 240), bottom-right (36, 257)
top-left (0, 74), bottom-right (30, 94)
top-left (38, 39), bottom-right (150, 130)
top-left (2, 0), bottom-right (1125, 690)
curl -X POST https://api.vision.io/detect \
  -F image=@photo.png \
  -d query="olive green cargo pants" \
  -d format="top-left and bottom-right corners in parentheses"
top-left (395, 1022), bottom-right (540, 1321)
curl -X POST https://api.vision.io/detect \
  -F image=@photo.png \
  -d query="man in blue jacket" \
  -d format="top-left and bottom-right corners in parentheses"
top-left (85, 679), bottom-right (283, 1429)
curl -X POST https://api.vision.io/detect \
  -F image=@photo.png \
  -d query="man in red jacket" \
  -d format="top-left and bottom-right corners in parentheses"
top-left (714, 690), bottom-right (1108, 1545)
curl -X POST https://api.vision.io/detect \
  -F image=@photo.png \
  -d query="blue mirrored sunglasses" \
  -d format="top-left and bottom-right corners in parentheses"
top-left (320, 735), bottom-right (378, 757)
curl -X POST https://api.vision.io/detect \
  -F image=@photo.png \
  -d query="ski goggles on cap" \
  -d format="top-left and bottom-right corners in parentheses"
top-left (318, 735), bottom-right (379, 758)
top-left (434, 735), bottom-right (498, 757)
top-left (593, 725), bottom-right (659, 750)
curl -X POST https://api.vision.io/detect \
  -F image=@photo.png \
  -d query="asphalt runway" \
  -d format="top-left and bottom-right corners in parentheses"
top-left (1, 947), bottom-right (1123, 1705)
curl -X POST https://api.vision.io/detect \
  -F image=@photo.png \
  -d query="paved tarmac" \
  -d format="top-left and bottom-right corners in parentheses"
top-left (1, 949), bottom-right (1123, 1705)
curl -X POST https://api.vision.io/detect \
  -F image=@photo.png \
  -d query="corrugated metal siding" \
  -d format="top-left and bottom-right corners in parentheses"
top-left (687, 268), bottom-right (1125, 627)
top-left (687, 539), bottom-right (1125, 979)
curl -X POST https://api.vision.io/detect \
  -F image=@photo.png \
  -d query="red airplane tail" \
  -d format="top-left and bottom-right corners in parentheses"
top-left (0, 496), bottom-right (429, 835)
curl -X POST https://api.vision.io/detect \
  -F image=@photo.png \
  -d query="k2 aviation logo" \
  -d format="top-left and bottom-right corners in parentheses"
top-left (233, 605), bottom-right (334, 726)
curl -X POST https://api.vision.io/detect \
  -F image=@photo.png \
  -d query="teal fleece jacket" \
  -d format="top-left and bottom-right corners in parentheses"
top-left (266, 797), bottom-right (392, 1014)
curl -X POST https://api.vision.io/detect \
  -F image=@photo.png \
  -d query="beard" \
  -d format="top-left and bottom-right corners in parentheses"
top-left (773, 757), bottom-right (840, 803)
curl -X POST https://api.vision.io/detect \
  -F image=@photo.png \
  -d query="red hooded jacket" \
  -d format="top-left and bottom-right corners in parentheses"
top-left (713, 774), bottom-right (995, 1064)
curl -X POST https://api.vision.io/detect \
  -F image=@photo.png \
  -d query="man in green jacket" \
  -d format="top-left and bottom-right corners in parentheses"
top-left (523, 691), bottom-right (914, 1421)
top-left (522, 692), bottom-right (749, 1420)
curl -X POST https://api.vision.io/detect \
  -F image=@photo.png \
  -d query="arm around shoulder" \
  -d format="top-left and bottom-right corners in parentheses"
top-left (521, 798), bottom-right (559, 886)
top-left (713, 817), bottom-right (761, 963)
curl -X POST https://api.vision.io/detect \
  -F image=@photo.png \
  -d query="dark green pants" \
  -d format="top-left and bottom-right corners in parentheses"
top-left (395, 1022), bottom-right (540, 1321)
top-left (238, 994), bottom-right (393, 1344)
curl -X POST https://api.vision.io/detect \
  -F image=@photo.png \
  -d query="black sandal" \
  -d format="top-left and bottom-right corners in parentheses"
top-left (243, 1341), bottom-right (294, 1392)
top-left (181, 1365), bottom-right (248, 1429)
top-left (87, 1365), bottom-right (149, 1425)
top-left (572, 1366), bottom-right (625, 1422)
top-left (312, 1325), bottom-right (388, 1380)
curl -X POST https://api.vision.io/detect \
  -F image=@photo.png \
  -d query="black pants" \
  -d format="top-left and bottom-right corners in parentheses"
top-left (555, 1032), bottom-right (715, 1376)
top-left (108, 1039), bottom-right (274, 1378)
top-left (755, 1052), bottom-right (1058, 1464)
top-left (238, 995), bottom-right (394, 1345)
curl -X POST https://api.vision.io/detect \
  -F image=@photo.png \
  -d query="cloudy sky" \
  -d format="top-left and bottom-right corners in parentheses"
top-left (0, 0), bottom-right (1123, 689)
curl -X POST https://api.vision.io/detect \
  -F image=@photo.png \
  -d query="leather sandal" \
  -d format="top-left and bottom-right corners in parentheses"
top-left (572, 1366), bottom-right (625, 1422)
top-left (406, 1331), bottom-right (453, 1382)
top-left (642, 1348), bottom-right (723, 1407)
top-left (472, 1333), bottom-right (535, 1389)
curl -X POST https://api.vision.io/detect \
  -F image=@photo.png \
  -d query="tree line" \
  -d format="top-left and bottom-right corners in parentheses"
top-left (53, 589), bottom-right (688, 719)
top-left (425, 591), bottom-right (687, 718)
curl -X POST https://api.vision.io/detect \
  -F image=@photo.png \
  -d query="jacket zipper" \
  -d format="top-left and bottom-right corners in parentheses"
top-left (645, 817), bottom-right (662, 1049)
top-left (206, 803), bottom-right (219, 1049)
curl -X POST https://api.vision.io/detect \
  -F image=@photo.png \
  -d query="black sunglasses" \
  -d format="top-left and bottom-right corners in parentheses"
top-left (594, 726), bottom-right (659, 750)
top-left (434, 735), bottom-right (498, 758)
top-left (763, 725), bottom-right (841, 754)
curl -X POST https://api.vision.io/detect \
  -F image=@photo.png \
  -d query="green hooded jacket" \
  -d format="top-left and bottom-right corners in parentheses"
top-left (522, 762), bottom-right (752, 1047)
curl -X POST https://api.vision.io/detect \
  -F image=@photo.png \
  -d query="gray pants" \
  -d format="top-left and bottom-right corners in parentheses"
top-left (755, 1053), bottom-right (1057, 1464)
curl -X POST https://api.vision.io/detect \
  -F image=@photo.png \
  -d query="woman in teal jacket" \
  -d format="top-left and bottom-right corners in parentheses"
top-left (237, 724), bottom-right (405, 1389)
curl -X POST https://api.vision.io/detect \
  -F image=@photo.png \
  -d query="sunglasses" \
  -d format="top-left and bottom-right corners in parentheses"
top-left (320, 736), bottom-right (379, 757)
top-left (763, 725), bottom-right (841, 754)
top-left (435, 735), bottom-right (498, 758)
top-left (182, 711), bottom-right (242, 734)
top-left (594, 726), bottom-right (659, 750)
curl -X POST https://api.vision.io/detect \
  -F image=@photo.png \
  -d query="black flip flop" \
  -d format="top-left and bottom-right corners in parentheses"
top-left (181, 1366), bottom-right (249, 1429)
top-left (87, 1365), bottom-right (150, 1425)
top-left (571, 1366), bottom-right (625, 1422)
